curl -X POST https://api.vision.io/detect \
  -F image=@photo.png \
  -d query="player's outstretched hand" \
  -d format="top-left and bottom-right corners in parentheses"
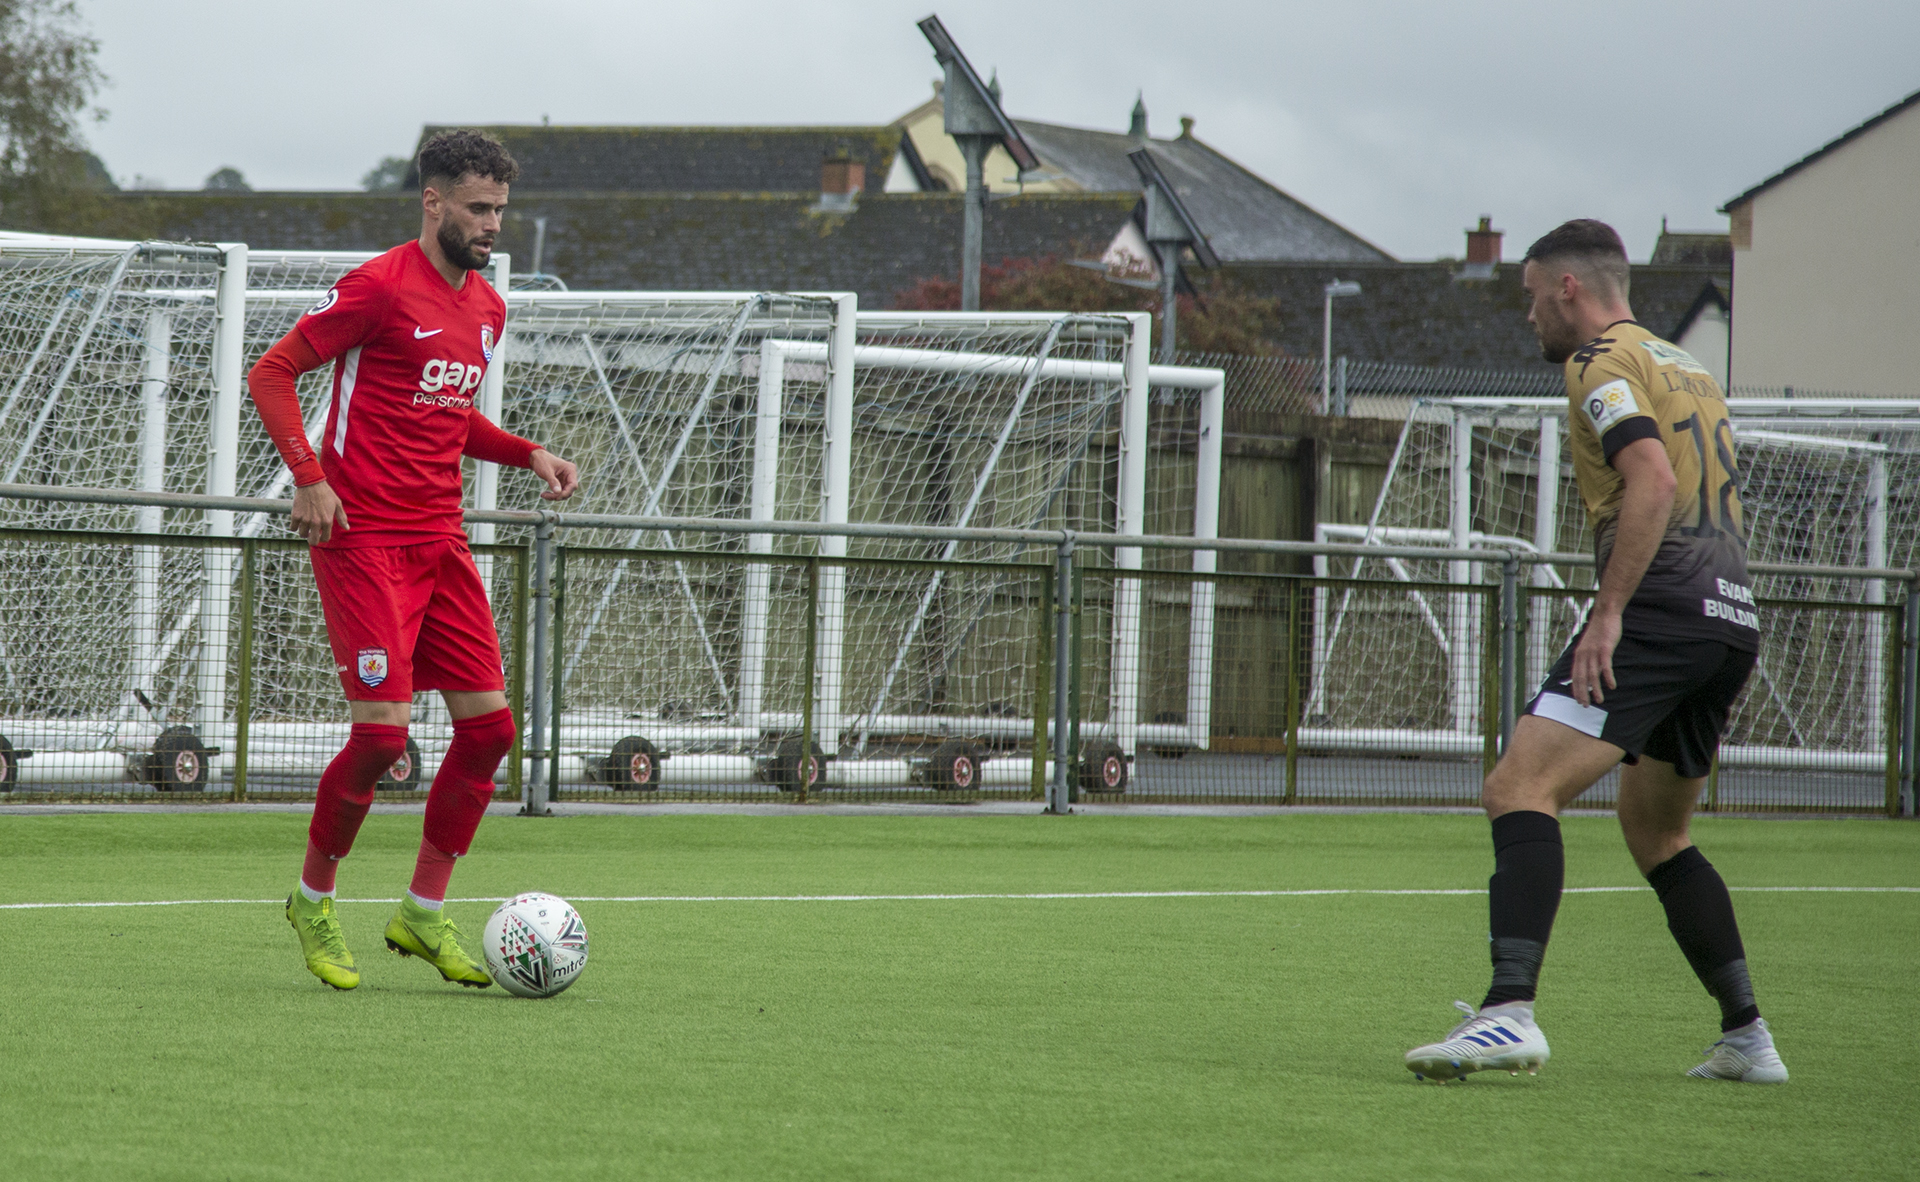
top-left (530, 448), bottom-right (579, 501)
top-left (291, 479), bottom-right (350, 544)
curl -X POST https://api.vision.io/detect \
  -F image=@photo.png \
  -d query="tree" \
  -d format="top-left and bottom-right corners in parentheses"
top-left (203, 166), bottom-right (249, 192)
top-left (0, 0), bottom-right (106, 213)
top-left (893, 253), bottom-right (1286, 356)
top-left (360, 155), bottom-right (411, 192)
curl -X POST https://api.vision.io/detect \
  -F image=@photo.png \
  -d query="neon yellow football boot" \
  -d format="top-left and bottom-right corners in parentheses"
top-left (383, 897), bottom-right (492, 987)
top-left (286, 892), bottom-right (360, 991)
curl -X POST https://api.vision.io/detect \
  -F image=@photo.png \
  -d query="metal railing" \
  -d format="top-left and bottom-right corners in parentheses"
top-left (0, 482), bottom-right (1911, 816)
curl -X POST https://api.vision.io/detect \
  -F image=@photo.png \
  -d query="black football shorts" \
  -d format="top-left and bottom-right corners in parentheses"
top-left (1526, 629), bottom-right (1756, 778)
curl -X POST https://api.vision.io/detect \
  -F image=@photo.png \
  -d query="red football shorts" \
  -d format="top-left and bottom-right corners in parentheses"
top-left (309, 538), bottom-right (506, 702)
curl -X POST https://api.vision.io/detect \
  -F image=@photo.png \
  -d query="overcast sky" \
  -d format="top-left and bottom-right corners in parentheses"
top-left (80, 0), bottom-right (1918, 262)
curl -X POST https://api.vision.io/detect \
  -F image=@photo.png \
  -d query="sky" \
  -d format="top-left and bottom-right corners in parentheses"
top-left (78, 0), bottom-right (1920, 262)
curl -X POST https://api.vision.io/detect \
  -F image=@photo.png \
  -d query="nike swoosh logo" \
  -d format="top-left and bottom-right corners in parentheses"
top-left (1557, 678), bottom-right (1572, 685)
top-left (413, 327), bottom-right (442, 339)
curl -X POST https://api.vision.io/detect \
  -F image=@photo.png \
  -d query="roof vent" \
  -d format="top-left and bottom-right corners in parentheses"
top-left (1129, 93), bottom-right (1148, 139)
top-left (817, 157), bottom-right (864, 212)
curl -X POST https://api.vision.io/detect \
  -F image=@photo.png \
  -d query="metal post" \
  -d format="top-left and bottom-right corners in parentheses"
top-left (1109, 313), bottom-right (1152, 759)
top-left (233, 539), bottom-right (253, 802)
top-left (1885, 598), bottom-right (1901, 818)
top-left (1333, 355), bottom-right (1348, 417)
top-left (1482, 587), bottom-right (1500, 776)
top-left (1185, 373), bottom-right (1224, 750)
top-left (1049, 531), bottom-right (1074, 813)
top-left (1033, 563), bottom-right (1052, 800)
top-left (550, 545), bottom-right (565, 802)
top-left (1449, 408), bottom-right (1476, 734)
top-left (1284, 579), bottom-right (1300, 804)
top-left (1902, 585), bottom-right (1918, 817)
top-left (800, 557), bottom-right (819, 804)
top-left (1530, 414), bottom-right (1560, 690)
top-left (1068, 565), bottom-right (1084, 805)
top-left (509, 544), bottom-right (527, 800)
top-left (198, 243), bottom-right (246, 776)
top-left (739, 338), bottom-right (784, 731)
top-left (523, 516), bottom-right (554, 815)
top-left (1157, 242), bottom-right (1179, 364)
top-left (130, 309), bottom-right (170, 717)
top-left (1321, 291), bottom-right (1333, 413)
top-left (959, 136), bottom-right (987, 312)
top-left (1499, 556), bottom-right (1519, 752)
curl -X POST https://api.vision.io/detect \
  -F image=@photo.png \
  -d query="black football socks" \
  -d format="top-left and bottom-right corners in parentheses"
top-left (1646, 845), bottom-right (1760, 1032)
top-left (1482, 810), bottom-right (1564, 1009)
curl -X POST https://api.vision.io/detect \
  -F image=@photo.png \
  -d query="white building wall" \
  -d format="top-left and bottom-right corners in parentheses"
top-left (1730, 102), bottom-right (1920, 396)
top-left (1676, 302), bottom-right (1731, 389)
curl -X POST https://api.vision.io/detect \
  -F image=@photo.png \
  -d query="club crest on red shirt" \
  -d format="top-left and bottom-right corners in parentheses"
top-left (356, 647), bottom-right (389, 688)
top-left (481, 324), bottom-right (495, 362)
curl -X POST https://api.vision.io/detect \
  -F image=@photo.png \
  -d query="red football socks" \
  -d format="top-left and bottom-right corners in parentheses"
top-left (421, 708), bottom-right (515, 857)
top-left (299, 840), bottom-right (339, 897)
top-left (407, 839), bottom-right (458, 907)
top-left (307, 722), bottom-right (409, 859)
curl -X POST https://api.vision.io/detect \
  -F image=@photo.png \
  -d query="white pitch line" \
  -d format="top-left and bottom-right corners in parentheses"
top-left (0, 886), bottom-right (1916, 911)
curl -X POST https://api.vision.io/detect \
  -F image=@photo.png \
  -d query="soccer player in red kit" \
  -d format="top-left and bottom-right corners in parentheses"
top-left (249, 129), bottom-right (579, 990)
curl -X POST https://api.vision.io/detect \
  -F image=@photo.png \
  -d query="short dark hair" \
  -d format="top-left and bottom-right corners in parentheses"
top-left (1523, 218), bottom-right (1629, 297)
top-left (417, 129), bottom-right (520, 191)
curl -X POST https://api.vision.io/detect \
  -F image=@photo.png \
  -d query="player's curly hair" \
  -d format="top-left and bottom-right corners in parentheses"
top-left (1524, 219), bottom-right (1630, 298)
top-left (417, 129), bottom-right (520, 191)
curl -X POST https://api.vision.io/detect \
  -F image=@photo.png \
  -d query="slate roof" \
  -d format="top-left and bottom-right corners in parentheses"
top-left (1215, 260), bottom-right (1732, 369)
top-left (1012, 120), bottom-right (1393, 264)
top-left (408, 125), bottom-right (905, 194)
top-left (1650, 228), bottom-right (1732, 268)
top-left (1722, 87), bottom-right (1920, 211)
top-left (24, 190), bottom-right (1137, 310)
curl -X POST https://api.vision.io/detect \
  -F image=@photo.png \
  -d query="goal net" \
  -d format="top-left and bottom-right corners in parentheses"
top-left (1310, 396), bottom-right (1917, 788)
top-left (0, 236), bottom-right (1228, 797)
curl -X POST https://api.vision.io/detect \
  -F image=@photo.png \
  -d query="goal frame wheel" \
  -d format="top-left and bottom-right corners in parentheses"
top-left (1077, 739), bottom-right (1129, 794)
top-left (148, 726), bottom-right (211, 792)
top-left (600, 735), bottom-right (661, 790)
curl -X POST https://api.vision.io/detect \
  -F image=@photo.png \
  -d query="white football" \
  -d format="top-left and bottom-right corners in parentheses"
top-left (482, 892), bottom-right (589, 998)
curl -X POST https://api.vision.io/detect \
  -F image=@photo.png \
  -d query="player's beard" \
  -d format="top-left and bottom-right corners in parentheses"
top-left (1533, 303), bottom-right (1582, 365)
top-left (437, 220), bottom-right (491, 272)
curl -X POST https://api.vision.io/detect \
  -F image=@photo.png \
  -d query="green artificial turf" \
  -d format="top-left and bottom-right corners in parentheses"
top-left (0, 811), bottom-right (1915, 1181)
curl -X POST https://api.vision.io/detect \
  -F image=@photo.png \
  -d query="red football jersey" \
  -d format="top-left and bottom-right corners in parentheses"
top-left (295, 241), bottom-right (509, 548)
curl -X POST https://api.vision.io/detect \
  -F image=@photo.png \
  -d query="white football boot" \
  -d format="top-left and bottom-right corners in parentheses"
top-left (1687, 1017), bottom-right (1788, 1083)
top-left (1405, 1000), bottom-right (1551, 1081)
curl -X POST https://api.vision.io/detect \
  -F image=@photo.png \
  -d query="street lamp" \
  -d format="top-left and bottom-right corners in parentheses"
top-left (1322, 279), bottom-right (1362, 414)
top-left (1128, 148), bottom-right (1218, 363)
top-left (919, 16), bottom-right (1038, 312)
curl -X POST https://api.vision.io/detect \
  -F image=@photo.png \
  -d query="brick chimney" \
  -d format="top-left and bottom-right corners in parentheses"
top-left (1465, 216), bottom-right (1502, 266)
top-left (818, 158), bottom-right (864, 211)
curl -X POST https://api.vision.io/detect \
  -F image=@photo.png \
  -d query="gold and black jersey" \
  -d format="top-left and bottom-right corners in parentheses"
top-left (1565, 320), bottom-right (1758, 650)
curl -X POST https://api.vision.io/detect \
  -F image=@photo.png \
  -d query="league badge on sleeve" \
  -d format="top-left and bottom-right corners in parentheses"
top-left (1583, 379), bottom-right (1640, 433)
top-left (306, 288), bottom-right (340, 317)
top-left (356, 647), bottom-right (389, 688)
top-left (481, 324), bottom-right (495, 362)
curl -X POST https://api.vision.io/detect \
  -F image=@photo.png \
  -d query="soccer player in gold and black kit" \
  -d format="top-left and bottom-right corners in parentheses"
top-left (1404, 220), bottom-right (1787, 1083)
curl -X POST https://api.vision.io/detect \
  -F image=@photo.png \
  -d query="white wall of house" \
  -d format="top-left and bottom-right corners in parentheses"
top-left (1676, 302), bottom-right (1730, 389)
top-left (1728, 100), bottom-right (1920, 396)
